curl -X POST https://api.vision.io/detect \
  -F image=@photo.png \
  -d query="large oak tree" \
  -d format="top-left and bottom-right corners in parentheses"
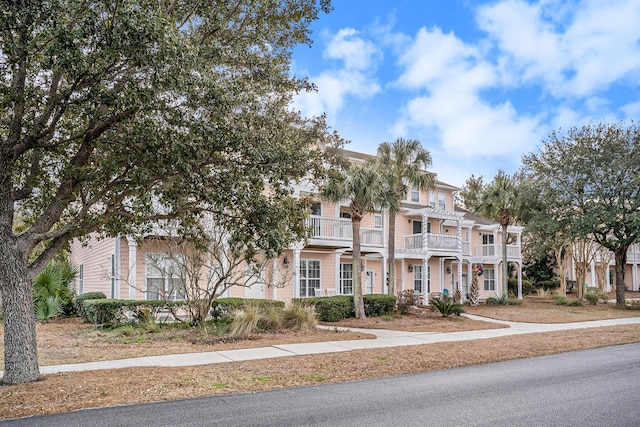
top-left (521, 122), bottom-right (640, 305)
top-left (0, 0), bottom-right (336, 384)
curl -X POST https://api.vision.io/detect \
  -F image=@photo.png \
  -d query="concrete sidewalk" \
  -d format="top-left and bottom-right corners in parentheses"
top-left (3, 315), bottom-right (640, 378)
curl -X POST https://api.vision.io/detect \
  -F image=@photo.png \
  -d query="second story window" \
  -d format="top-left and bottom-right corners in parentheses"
top-left (410, 187), bottom-right (420, 202)
top-left (311, 202), bottom-right (321, 216)
top-left (429, 192), bottom-right (436, 208)
top-left (438, 193), bottom-right (446, 210)
top-left (374, 215), bottom-right (383, 229)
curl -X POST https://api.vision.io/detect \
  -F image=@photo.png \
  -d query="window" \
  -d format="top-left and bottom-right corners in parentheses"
top-left (374, 214), bottom-right (383, 229)
top-left (340, 263), bottom-right (353, 295)
top-left (412, 220), bottom-right (422, 234)
top-left (438, 192), bottom-right (446, 210)
top-left (311, 202), bottom-right (321, 216)
top-left (483, 268), bottom-right (495, 291)
top-left (413, 265), bottom-right (423, 293)
top-left (428, 192), bottom-right (436, 208)
top-left (340, 211), bottom-right (352, 219)
top-left (77, 264), bottom-right (84, 294)
top-left (145, 254), bottom-right (186, 301)
top-left (300, 260), bottom-right (321, 297)
top-left (482, 234), bottom-right (495, 256)
top-left (410, 187), bottom-right (420, 202)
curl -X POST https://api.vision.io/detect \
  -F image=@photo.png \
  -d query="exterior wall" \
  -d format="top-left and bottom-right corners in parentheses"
top-left (69, 235), bottom-right (116, 296)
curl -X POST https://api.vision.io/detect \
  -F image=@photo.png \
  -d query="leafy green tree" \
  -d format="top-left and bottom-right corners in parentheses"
top-left (0, 0), bottom-right (335, 384)
top-left (322, 162), bottom-right (391, 318)
top-left (376, 138), bottom-right (434, 296)
top-left (522, 121), bottom-right (640, 305)
top-left (457, 174), bottom-right (485, 211)
top-left (476, 171), bottom-right (520, 296)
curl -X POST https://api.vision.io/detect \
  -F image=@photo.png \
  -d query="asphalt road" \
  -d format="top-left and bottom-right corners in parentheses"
top-left (3, 343), bottom-right (640, 427)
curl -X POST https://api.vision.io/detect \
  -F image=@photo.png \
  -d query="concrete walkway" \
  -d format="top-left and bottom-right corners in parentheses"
top-left (3, 315), bottom-right (640, 378)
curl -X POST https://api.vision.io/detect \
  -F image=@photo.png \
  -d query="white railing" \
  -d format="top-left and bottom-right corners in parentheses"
top-left (306, 215), bottom-right (383, 247)
top-left (426, 234), bottom-right (459, 251)
top-left (404, 233), bottom-right (459, 252)
top-left (361, 229), bottom-right (384, 247)
top-left (404, 233), bottom-right (423, 249)
top-left (474, 244), bottom-right (520, 258)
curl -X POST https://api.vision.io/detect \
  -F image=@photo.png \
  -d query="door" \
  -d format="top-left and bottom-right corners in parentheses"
top-left (244, 265), bottom-right (264, 299)
top-left (365, 270), bottom-right (374, 294)
top-left (461, 273), bottom-right (469, 299)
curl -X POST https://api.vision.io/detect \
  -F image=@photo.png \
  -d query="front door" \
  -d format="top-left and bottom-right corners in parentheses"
top-left (244, 265), bottom-right (264, 299)
top-left (365, 270), bottom-right (374, 294)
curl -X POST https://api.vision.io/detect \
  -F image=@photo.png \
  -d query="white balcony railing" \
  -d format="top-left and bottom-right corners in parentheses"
top-left (404, 233), bottom-right (460, 252)
top-left (474, 244), bottom-right (521, 258)
top-left (306, 215), bottom-right (383, 247)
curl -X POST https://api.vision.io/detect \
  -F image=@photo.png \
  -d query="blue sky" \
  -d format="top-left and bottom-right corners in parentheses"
top-left (291, 0), bottom-right (640, 187)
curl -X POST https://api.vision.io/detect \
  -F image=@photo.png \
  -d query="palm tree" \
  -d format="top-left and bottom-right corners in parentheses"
top-left (376, 138), bottom-right (434, 296)
top-left (477, 171), bottom-right (519, 296)
top-left (322, 161), bottom-right (391, 318)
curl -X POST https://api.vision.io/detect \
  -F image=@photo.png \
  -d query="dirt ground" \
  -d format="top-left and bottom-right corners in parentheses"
top-left (1, 293), bottom-right (640, 420)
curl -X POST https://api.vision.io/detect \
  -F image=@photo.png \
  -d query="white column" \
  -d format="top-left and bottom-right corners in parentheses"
top-left (292, 248), bottom-right (301, 298)
top-left (381, 254), bottom-right (387, 294)
top-left (126, 236), bottom-right (137, 300)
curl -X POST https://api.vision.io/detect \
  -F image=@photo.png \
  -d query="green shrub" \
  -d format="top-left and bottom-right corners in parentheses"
top-left (296, 295), bottom-right (352, 322)
top-left (396, 289), bottom-right (417, 315)
top-left (74, 292), bottom-right (107, 320)
top-left (81, 298), bottom-right (181, 326)
top-left (536, 280), bottom-right (561, 291)
top-left (508, 278), bottom-right (533, 296)
top-left (363, 294), bottom-right (396, 317)
top-left (83, 299), bottom-right (128, 325)
top-left (229, 304), bottom-right (260, 336)
top-left (257, 304), bottom-right (284, 331)
top-left (554, 295), bottom-right (568, 305)
top-left (584, 290), bottom-right (601, 305)
top-left (281, 302), bottom-right (316, 332)
top-left (210, 298), bottom-right (285, 321)
top-left (484, 294), bottom-right (521, 306)
top-left (430, 296), bottom-right (465, 317)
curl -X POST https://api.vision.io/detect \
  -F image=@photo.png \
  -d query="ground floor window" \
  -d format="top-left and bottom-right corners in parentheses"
top-left (483, 267), bottom-right (495, 291)
top-left (414, 265), bottom-right (423, 293)
top-left (145, 253), bottom-right (186, 301)
top-left (300, 259), bottom-right (321, 297)
top-left (340, 263), bottom-right (353, 295)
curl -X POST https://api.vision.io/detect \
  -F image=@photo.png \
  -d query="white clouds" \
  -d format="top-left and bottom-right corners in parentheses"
top-left (293, 28), bottom-right (381, 123)
top-left (393, 25), bottom-right (542, 158)
top-left (476, 0), bottom-right (640, 97)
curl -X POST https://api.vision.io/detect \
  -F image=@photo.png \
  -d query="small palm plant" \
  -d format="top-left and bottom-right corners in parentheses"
top-left (430, 296), bottom-right (465, 317)
top-left (33, 263), bottom-right (76, 320)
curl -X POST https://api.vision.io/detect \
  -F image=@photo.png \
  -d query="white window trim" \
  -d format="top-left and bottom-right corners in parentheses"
top-left (299, 259), bottom-right (321, 297)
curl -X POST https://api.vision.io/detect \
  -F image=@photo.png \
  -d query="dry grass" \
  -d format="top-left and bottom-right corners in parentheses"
top-left (1, 293), bottom-right (640, 420)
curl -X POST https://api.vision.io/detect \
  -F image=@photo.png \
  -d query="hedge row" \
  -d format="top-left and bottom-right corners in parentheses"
top-left (507, 278), bottom-right (534, 296)
top-left (210, 298), bottom-right (285, 321)
top-left (73, 292), bottom-right (107, 320)
top-left (81, 299), bottom-right (183, 326)
top-left (294, 294), bottom-right (396, 322)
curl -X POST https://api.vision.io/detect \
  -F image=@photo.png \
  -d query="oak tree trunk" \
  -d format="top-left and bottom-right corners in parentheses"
top-left (0, 233), bottom-right (40, 384)
top-left (614, 249), bottom-right (627, 306)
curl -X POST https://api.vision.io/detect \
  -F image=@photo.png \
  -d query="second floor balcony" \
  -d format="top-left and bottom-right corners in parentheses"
top-left (306, 215), bottom-right (383, 247)
top-left (404, 233), bottom-right (460, 253)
